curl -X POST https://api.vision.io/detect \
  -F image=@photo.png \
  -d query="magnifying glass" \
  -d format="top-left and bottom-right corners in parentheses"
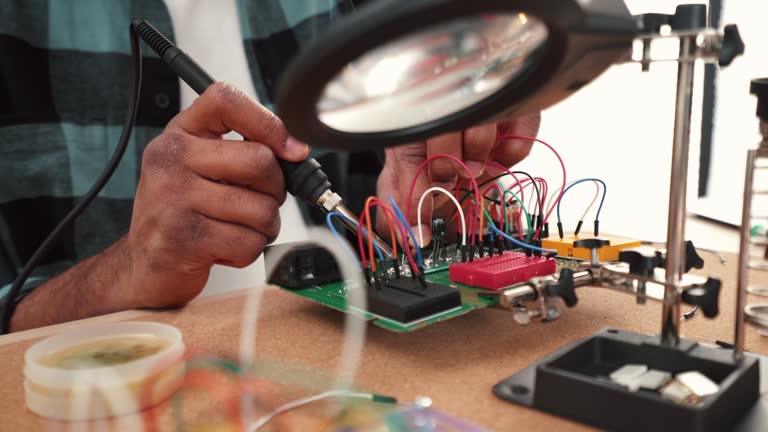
top-left (275, 0), bottom-right (638, 150)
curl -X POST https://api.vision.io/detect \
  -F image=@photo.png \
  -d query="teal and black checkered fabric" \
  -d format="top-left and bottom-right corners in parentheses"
top-left (0, 0), bottom-right (379, 317)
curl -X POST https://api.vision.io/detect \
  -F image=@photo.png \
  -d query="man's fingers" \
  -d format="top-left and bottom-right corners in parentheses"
top-left (426, 132), bottom-right (462, 183)
top-left (492, 113), bottom-right (542, 166)
top-left (167, 81), bottom-right (309, 161)
top-left (387, 145), bottom-right (435, 246)
top-left (493, 135), bottom-right (532, 167)
top-left (196, 217), bottom-right (270, 269)
top-left (181, 136), bottom-right (286, 204)
top-left (187, 178), bottom-right (282, 244)
top-left (461, 123), bottom-right (497, 177)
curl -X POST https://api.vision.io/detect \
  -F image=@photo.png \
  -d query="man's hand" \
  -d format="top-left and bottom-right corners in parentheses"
top-left (11, 82), bottom-right (309, 331)
top-left (377, 114), bottom-right (541, 246)
top-left (125, 82), bottom-right (309, 308)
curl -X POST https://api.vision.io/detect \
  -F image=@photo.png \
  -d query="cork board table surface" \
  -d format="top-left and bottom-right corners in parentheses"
top-left (2, 254), bottom-right (768, 431)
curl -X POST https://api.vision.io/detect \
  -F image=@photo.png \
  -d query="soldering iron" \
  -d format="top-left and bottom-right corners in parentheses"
top-left (134, 20), bottom-right (394, 259)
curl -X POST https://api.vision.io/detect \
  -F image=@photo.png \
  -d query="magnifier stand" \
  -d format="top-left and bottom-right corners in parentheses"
top-left (493, 7), bottom-right (765, 431)
top-left (743, 80), bottom-right (768, 338)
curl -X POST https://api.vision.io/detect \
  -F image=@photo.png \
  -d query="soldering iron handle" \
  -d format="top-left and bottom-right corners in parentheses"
top-left (135, 20), bottom-right (213, 94)
top-left (135, 20), bottom-right (332, 206)
top-left (161, 47), bottom-right (213, 95)
top-left (278, 159), bottom-right (332, 204)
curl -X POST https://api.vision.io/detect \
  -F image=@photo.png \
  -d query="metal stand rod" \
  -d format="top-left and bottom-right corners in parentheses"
top-left (736, 149), bottom-right (757, 360)
top-left (662, 37), bottom-right (696, 346)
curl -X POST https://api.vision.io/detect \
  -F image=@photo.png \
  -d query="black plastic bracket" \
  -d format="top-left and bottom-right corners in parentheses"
top-left (493, 328), bottom-right (763, 432)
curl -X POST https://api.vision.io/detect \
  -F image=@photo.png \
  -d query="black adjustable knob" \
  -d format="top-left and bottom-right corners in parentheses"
top-left (574, 239), bottom-right (610, 266)
top-left (719, 24), bottom-right (745, 67)
top-left (619, 247), bottom-right (658, 277)
top-left (685, 241), bottom-right (705, 272)
top-left (682, 278), bottom-right (721, 318)
top-left (655, 241), bottom-right (705, 273)
top-left (751, 78), bottom-right (768, 122)
top-left (573, 239), bottom-right (610, 249)
top-left (543, 269), bottom-right (578, 307)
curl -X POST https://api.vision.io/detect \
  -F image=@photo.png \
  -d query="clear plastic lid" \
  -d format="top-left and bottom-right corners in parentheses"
top-left (24, 321), bottom-right (184, 389)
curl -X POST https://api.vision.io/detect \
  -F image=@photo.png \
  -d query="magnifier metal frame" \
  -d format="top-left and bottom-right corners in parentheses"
top-left (275, 0), bottom-right (637, 150)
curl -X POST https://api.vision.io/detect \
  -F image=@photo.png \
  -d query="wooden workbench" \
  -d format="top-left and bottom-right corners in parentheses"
top-left (2, 255), bottom-right (768, 431)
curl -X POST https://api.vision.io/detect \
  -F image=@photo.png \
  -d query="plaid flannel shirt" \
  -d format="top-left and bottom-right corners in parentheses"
top-left (0, 0), bottom-right (379, 320)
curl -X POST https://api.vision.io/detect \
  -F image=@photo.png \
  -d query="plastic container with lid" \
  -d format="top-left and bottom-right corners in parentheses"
top-left (24, 321), bottom-right (185, 421)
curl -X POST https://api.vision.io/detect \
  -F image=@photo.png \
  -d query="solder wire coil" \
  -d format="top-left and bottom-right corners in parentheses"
top-left (23, 321), bottom-right (185, 421)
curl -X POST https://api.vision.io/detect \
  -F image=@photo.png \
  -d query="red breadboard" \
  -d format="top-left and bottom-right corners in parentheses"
top-left (449, 251), bottom-right (556, 290)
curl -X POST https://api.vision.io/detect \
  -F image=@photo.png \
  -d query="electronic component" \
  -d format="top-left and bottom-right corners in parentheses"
top-left (368, 279), bottom-right (462, 323)
top-left (659, 380), bottom-right (695, 405)
top-left (610, 365), bottom-right (673, 392)
top-left (541, 235), bottom-right (641, 261)
top-left (430, 217), bottom-right (448, 260)
top-left (264, 243), bottom-right (341, 289)
top-left (448, 251), bottom-right (556, 290)
top-left (632, 370), bottom-right (672, 391)
top-left (609, 364), bottom-right (648, 388)
top-left (676, 371), bottom-right (719, 398)
top-left (432, 217), bottom-right (447, 242)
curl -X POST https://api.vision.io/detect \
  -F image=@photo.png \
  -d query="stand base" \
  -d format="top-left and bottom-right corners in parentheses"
top-left (494, 328), bottom-right (763, 432)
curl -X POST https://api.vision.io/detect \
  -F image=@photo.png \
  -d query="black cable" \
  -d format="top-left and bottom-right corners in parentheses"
top-left (455, 171), bottom-right (542, 216)
top-left (455, 189), bottom-right (512, 236)
top-left (457, 189), bottom-right (503, 206)
top-left (0, 215), bottom-right (22, 277)
top-left (485, 171), bottom-right (542, 210)
top-left (0, 23), bottom-right (143, 334)
top-left (508, 171), bottom-right (543, 214)
top-left (454, 171), bottom-right (543, 245)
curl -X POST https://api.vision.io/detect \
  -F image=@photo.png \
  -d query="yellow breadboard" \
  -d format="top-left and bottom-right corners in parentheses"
top-left (541, 235), bottom-right (642, 262)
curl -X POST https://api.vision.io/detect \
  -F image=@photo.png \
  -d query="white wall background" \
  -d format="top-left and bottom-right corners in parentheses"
top-left (518, 0), bottom-right (765, 252)
top-left (689, 1), bottom-right (768, 226)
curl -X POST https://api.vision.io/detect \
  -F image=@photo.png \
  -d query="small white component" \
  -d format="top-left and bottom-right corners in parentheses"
top-left (513, 309), bottom-right (531, 325)
top-left (676, 371), bottom-right (720, 398)
top-left (660, 380), bottom-right (694, 404)
top-left (629, 369), bottom-right (672, 391)
top-left (415, 396), bottom-right (433, 408)
top-left (609, 364), bottom-right (648, 387)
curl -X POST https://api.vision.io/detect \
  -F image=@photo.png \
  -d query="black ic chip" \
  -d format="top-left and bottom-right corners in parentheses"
top-left (367, 279), bottom-right (462, 323)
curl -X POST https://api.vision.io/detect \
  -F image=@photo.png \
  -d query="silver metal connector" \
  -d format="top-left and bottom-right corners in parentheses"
top-left (316, 190), bottom-right (343, 212)
top-left (316, 190), bottom-right (395, 259)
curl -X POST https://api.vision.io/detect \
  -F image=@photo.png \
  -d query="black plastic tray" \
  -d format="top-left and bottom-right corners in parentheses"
top-left (494, 328), bottom-right (762, 432)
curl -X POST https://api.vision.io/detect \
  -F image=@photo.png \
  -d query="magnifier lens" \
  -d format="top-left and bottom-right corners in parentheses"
top-left (317, 14), bottom-right (548, 133)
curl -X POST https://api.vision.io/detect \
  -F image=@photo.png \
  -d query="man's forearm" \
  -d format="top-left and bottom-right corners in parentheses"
top-left (10, 236), bottom-right (137, 332)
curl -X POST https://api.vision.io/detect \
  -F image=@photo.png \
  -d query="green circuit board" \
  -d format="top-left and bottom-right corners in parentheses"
top-left (276, 256), bottom-right (580, 332)
top-left (279, 275), bottom-right (494, 332)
